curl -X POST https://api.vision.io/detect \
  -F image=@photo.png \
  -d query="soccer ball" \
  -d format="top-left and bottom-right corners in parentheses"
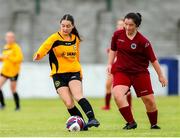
top-left (66, 116), bottom-right (85, 132)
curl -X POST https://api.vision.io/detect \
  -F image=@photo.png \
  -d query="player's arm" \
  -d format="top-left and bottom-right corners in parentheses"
top-left (151, 60), bottom-right (168, 87)
top-left (107, 32), bottom-right (117, 73)
top-left (0, 49), bottom-right (6, 61)
top-left (0, 54), bottom-right (9, 62)
top-left (33, 34), bottom-right (55, 61)
top-left (144, 41), bottom-right (168, 87)
top-left (6, 47), bottom-right (23, 63)
top-left (107, 50), bottom-right (116, 73)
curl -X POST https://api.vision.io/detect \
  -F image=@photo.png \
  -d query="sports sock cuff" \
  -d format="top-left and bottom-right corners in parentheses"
top-left (147, 110), bottom-right (158, 126)
top-left (68, 106), bottom-right (83, 118)
top-left (119, 106), bottom-right (135, 123)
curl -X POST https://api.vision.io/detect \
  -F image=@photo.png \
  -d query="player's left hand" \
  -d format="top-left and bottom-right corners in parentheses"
top-left (159, 75), bottom-right (168, 87)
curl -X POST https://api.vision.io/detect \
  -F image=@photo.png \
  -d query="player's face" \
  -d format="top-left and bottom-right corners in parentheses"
top-left (116, 20), bottom-right (124, 30)
top-left (124, 18), bottom-right (137, 35)
top-left (5, 32), bottom-right (15, 44)
top-left (60, 20), bottom-right (74, 35)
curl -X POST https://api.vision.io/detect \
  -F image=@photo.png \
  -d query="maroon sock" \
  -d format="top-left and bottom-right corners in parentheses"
top-left (119, 106), bottom-right (135, 123)
top-left (127, 93), bottom-right (132, 107)
top-left (105, 93), bottom-right (111, 107)
top-left (147, 110), bottom-right (158, 126)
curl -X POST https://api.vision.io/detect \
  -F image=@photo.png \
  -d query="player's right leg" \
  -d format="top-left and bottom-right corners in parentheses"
top-left (52, 73), bottom-right (84, 119)
top-left (57, 86), bottom-right (83, 118)
top-left (0, 75), bottom-right (8, 109)
top-left (101, 74), bottom-right (112, 110)
top-left (112, 72), bottom-right (137, 129)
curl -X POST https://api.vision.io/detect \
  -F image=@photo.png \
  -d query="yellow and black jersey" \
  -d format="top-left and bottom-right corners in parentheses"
top-left (35, 32), bottom-right (82, 76)
top-left (0, 43), bottom-right (23, 77)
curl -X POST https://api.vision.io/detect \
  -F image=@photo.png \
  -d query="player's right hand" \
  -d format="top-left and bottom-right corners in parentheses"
top-left (0, 55), bottom-right (8, 61)
top-left (33, 54), bottom-right (40, 61)
top-left (0, 56), bottom-right (3, 61)
top-left (106, 48), bottom-right (110, 53)
top-left (107, 64), bottom-right (112, 74)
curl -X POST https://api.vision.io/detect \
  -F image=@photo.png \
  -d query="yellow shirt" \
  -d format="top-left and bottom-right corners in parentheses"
top-left (1, 43), bottom-right (23, 77)
top-left (35, 32), bottom-right (82, 76)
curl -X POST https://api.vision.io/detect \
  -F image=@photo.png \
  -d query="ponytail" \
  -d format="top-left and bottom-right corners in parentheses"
top-left (72, 27), bottom-right (81, 41)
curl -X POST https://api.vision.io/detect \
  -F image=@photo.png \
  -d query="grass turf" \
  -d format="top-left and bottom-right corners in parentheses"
top-left (0, 96), bottom-right (180, 137)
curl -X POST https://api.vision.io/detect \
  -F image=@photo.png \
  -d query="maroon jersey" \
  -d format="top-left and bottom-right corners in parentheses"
top-left (111, 29), bottom-right (157, 74)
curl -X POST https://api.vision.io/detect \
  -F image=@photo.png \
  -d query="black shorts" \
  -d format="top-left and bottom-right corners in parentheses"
top-left (0, 73), bottom-right (19, 81)
top-left (52, 72), bottom-right (81, 90)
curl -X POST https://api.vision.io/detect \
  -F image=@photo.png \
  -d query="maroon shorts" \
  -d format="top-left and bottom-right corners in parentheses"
top-left (113, 72), bottom-right (153, 97)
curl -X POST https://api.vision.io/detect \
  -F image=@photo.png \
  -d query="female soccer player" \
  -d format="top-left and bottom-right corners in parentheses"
top-left (0, 32), bottom-right (23, 111)
top-left (107, 13), bottom-right (167, 129)
top-left (102, 19), bottom-right (132, 110)
top-left (33, 14), bottom-right (100, 130)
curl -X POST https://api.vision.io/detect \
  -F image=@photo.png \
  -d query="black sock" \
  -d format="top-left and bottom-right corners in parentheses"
top-left (68, 106), bottom-right (83, 119)
top-left (13, 92), bottom-right (20, 108)
top-left (0, 90), bottom-right (5, 106)
top-left (78, 98), bottom-right (95, 120)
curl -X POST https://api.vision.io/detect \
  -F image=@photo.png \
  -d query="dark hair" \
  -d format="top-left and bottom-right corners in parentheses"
top-left (60, 14), bottom-right (81, 41)
top-left (124, 12), bottom-right (142, 27)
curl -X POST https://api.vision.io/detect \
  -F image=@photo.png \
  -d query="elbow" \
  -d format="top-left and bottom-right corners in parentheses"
top-left (151, 59), bottom-right (158, 64)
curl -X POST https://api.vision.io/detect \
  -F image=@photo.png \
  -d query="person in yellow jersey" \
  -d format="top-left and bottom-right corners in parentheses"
top-left (0, 32), bottom-right (23, 111)
top-left (33, 14), bottom-right (100, 130)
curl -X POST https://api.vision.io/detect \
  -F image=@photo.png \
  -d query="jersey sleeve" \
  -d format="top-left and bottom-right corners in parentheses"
top-left (144, 40), bottom-right (157, 62)
top-left (111, 32), bottom-right (118, 51)
top-left (35, 34), bottom-right (56, 60)
top-left (7, 45), bottom-right (23, 63)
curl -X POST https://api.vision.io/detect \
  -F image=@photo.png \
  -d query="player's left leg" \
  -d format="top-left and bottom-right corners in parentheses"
top-left (133, 73), bottom-right (160, 129)
top-left (10, 75), bottom-right (20, 111)
top-left (101, 74), bottom-right (112, 110)
top-left (69, 79), bottom-right (100, 128)
top-left (141, 94), bottom-right (160, 129)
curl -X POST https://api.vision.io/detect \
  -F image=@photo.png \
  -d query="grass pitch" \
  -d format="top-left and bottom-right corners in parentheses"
top-left (0, 96), bottom-right (180, 137)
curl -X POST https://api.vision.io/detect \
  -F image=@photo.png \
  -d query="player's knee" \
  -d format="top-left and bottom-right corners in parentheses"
top-left (113, 89), bottom-right (123, 98)
top-left (10, 86), bottom-right (17, 93)
top-left (64, 100), bottom-right (74, 109)
top-left (144, 97), bottom-right (156, 110)
top-left (0, 83), bottom-right (4, 89)
top-left (106, 82), bottom-right (111, 91)
top-left (106, 85), bottom-right (111, 92)
top-left (114, 93), bottom-right (125, 103)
